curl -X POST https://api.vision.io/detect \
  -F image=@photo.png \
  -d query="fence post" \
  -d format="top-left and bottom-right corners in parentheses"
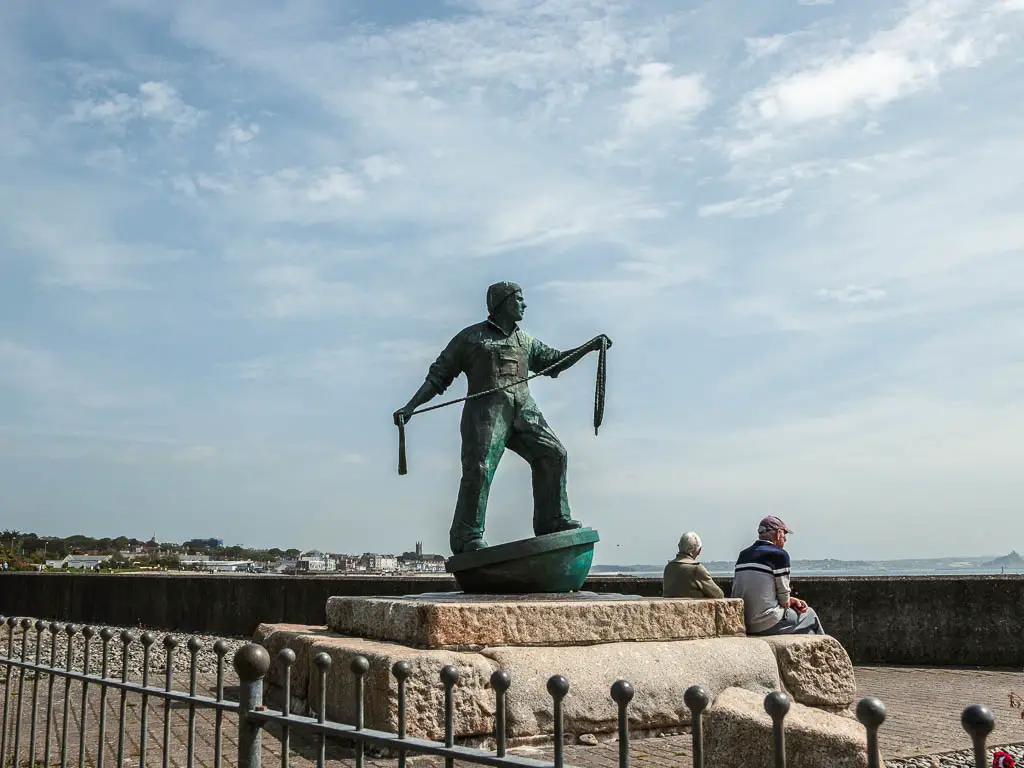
top-left (233, 644), bottom-right (271, 768)
top-left (764, 691), bottom-right (791, 768)
top-left (683, 685), bottom-right (709, 768)
top-left (855, 696), bottom-right (886, 768)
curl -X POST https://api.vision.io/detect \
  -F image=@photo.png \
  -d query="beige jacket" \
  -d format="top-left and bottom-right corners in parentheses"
top-left (662, 556), bottom-right (725, 599)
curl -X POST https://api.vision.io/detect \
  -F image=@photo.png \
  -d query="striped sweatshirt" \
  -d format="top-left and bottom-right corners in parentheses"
top-left (731, 539), bottom-right (791, 633)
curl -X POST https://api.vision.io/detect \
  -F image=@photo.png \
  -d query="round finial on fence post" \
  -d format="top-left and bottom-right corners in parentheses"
top-left (140, 631), bottom-right (156, 647)
top-left (232, 644), bottom-right (271, 682)
top-left (6, 617), bottom-right (16, 628)
top-left (213, 639), bottom-right (229, 659)
top-left (20, 617), bottom-right (32, 631)
top-left (764, 691), bottom-right (790, 720)
top-left (547, 674), bottom-right (569, 700)
top-left (187, 637), bottom-right (202, 654)
top-left (961, 704), bottom-right (995, 768)
top-left (392, 660), bottom-right (411, 681)
top-left (350, 655), bottom-right (370, 676)
top-left (490, 669), bottom-right (511, 692)
top-left (162, 634), bottom-right (177, 650)
top-left (314, 652), bottom-right (332, 674)
top-left (611, 679), bottom-right (635, 706)
top-left (35, 619), bottom-right (47, 633)
top-left (856, 697), bottom-right (886, 728)
top-left (50, 622), bottom-right (60, 636)
top-left (120, 630), bottom-right (135, 645)
top-left (279, 648), bottom-right (296, 667)
top-left (99, 627), bottom-right (114, 642)
top-left (961, 704), bottom-right (995, 737)
top-left (81, 624), bottom-right (94, 639)
top-left (440, 665), bottom-right (460, 687)
top-left (684, 685), bottom-right (709, 715)
top-left (65, 623), bottom-right (77, 636)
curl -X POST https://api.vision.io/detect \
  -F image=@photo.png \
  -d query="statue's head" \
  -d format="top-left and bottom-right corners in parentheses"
top-left (486, 281), bottom-right (525, 322)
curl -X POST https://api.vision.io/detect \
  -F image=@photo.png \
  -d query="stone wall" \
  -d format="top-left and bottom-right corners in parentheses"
top-left (0, 572), bottom-right (1020, 666)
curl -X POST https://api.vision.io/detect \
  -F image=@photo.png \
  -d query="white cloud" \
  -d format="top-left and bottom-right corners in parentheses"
top-left (360, 155), bottom-right (404, 182)
top-left (216, 122), bottom-right (260, 155)
top-left (745, 35), bottom-right (789, 59)
top-left (71, 81), bottom-right (201, 133)
top-left (698, 189), bottom-right (793, 218)
top-left (816, 285), bottom-right (887, 304)
top-left (621, 63), bottom-right (709, 131)
top-left (306, 167), bottom-right (363, 202)
top-left (248, 265), bottom-right (409, 320)
top-left (740, 0), bottom-right (1021, 129)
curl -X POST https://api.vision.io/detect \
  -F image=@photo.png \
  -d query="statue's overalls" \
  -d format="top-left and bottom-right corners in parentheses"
top-left (425, 320), bottom-right (574, 552)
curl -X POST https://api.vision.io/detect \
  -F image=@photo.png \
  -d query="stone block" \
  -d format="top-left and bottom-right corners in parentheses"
top-left (759, 635), bottom-right (857, 708)
top-left (254, 625), bottom-right (781, 741)
top-left (480, 637), bottom-right (781, 737)
top-left (257, 624), bottom-right (498, 741)
top-left (705, 687), bottom-right (872, 768)
top-left (326, 594), bottom-right (746, 648)
top-left (255, 623), bottom-right (334, 703)
top-left (716, 599), bottom-right (746, 636)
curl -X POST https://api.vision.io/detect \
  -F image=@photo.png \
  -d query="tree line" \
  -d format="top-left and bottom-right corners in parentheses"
top-left (0, 530), bottom-right (302, 571)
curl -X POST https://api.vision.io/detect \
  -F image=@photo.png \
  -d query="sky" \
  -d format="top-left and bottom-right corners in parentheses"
top-left (2, 0), bottom-right (1024, 564)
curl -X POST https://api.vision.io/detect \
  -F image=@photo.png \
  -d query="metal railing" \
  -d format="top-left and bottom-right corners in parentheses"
top-left (0, 615), bottom-right (1006, 768)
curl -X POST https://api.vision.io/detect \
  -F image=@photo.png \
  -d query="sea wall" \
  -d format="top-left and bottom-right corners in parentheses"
top-left (0, 573), bottom-right (1020, 666)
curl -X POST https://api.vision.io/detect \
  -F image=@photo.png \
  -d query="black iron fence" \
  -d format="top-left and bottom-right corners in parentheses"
top-left (0, 615), bottom-right (1006, 768)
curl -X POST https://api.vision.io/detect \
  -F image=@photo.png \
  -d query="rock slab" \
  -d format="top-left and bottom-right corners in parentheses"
top-left (326, 594), bottom-right (746, 648)
top-left (255, 623), bottom-right (781, 741)
top-left (705, 687), bottom-right (872, 768)
top-left (760, 635), bottom-right (858, 708)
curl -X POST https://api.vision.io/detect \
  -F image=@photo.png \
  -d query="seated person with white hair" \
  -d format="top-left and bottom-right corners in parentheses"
top-left (662, 532), bottom-right (725, 599)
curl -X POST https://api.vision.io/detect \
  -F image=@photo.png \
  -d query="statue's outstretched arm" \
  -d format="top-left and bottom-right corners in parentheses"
top-left (394, 334), bottom-right (463, 425)
top-left (533, 334), bottom-right (613, 378)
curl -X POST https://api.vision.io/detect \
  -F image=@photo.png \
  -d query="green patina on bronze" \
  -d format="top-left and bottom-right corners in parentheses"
top-left (394, 282), bottom-right (612, 568)
top-left (445, 528), bottom-right (600, 594)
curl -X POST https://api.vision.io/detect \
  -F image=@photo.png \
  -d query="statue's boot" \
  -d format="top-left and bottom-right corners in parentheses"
top-left (535, 517), bottom-right (583, 536)
top-left (452, 537), bottom-right (489, 555)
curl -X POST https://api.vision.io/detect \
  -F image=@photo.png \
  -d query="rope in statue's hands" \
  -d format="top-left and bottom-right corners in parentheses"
top-left (395, 335), bottom-right (610, 475)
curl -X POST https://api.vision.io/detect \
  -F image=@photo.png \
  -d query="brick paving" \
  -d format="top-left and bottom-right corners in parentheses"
top-left (0, 666), bottom-right (1022, 768)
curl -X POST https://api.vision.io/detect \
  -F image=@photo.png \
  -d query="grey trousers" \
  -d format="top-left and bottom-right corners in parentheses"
top-left (751, 607), bottom-right (825, 636)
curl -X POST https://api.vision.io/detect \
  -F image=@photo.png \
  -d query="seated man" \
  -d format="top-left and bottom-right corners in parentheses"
top-left (663, 531), bottom-right (725, 599)
top-left (732, 516), bottom-right (825, 635)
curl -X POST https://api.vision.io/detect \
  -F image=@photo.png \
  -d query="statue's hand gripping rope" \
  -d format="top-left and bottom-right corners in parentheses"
top-left (396, 336), bottom-right (609, 475)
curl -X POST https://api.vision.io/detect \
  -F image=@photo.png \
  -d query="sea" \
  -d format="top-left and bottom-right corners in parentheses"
top-left (592, 566), bottom-right (1024, 577)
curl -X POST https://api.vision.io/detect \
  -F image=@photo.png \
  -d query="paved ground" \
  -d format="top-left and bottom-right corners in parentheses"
top-left (0, 665), bottom-right (1022, 768)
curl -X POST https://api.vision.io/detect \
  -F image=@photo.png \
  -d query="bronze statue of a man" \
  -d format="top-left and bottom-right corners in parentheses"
top-left (394, 282), bottom-right (612, 555)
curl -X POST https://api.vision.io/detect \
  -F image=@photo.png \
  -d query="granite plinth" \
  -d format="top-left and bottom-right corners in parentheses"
top-left (445, 528), bottom-right (598, 593)
top-left (326, 593), bottom-right (746, 648)
top-left (255, 623), bottom-right (782, 742)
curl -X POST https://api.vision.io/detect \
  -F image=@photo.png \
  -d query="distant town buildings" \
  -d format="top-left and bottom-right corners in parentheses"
top-left (45, 554), bottom-right (113, 571)
top-left (32, 537), bottom-right (446, 576)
